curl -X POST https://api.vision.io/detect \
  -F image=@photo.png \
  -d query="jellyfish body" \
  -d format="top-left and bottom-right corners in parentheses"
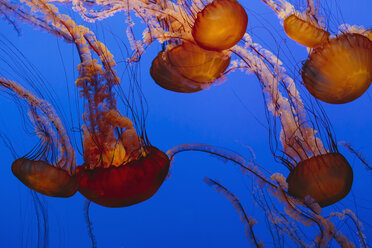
top-left (77, 146), bottom-right (170, 207)
top-left (0, 77), bottom-right (77, 198)
top-left (283, 14), bottom-right (329, 48)
top-left (302, 33), bottom-right (372, 104)
top-left (150, 42), bottom-right (231, 93)
top-left (192, 0), bottom-right (248, 51)
top-left (12, 158), bottom-right (78, 197)
top-left (286, 153), bottom-right (353, 207)
top-left (77, 105), bottom-right (170, 208)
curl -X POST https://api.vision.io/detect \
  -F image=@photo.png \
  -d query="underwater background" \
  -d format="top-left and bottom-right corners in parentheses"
top-left (0, 0), bottom-right (371, 247)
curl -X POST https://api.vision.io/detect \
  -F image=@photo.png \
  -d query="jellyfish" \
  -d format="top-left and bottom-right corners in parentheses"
top-left (167, 143), bottom-right (364, 246)
top-left (237, 31), bottom-right (357, 208)
top-left (0, 0), bottom-right (170, 209)
top-left (191, 0), bottom-right (248, 51)
top-left (150, 41), bottom-right (231, 93)
top-left (263, 0), bottom-right (372, 104)
top-left (66, 0), bottom-right (247, 92)
top-left (302, 33), bottom-right (372, 104)
top-left (282, 14), bottom-right (330, 48)
top-left (0, 78), bottom-right (78, 198)
top-left (262, 0), bottom-right (330, 48)
top-left (286, 152), bottom-right (353, 207)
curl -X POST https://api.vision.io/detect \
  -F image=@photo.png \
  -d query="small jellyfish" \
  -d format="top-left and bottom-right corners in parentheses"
top-left (283, 14), bottom-right (329, 48)
top-left (302, 33), bottom-right (372, 104)
top-left (262, 0), bottom-right (330, 48)
top-left (192, 0), bottom-right (248, 51)
top-left (12, 159), bottom-right (78, 197)
top-left (0, 77), bottom-right (78, 198)
top-left (150, 41), bottom-right (231, 93)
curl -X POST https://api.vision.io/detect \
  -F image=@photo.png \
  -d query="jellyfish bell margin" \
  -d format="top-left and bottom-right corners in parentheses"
top-left (76, 146), bottom-right (170, 208)
top-left (286, 152), bottom-right (353, 207)
top-left (301, 33), bottom-right (372, 104)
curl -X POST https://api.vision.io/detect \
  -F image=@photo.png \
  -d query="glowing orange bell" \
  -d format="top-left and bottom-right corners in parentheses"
top-left (192, 0), bottom-right (248, 51)
top-left (283, 14), bottom-right (329, 48)
top-left (12, 158), bottom-right (78, 197)
top-left (302, 33), bottom-right (372, 104)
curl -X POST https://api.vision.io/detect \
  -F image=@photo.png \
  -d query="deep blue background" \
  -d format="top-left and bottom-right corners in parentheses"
top-left (0, 0), bottom-right (371, 247)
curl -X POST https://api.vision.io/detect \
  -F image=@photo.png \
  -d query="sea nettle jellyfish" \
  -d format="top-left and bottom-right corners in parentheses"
top-left (283, 14), bottom-right (330, 48)
top-left (302, 33), bottom-right (372, 104)
top-left (0, 0), bottom-right (170, 208)
top-left (150, 41), bottom-right (231, 93)
top-left (233, 33), bottom-right (354, 207)
top-left (262, 0), bottom-right (330, 48)
top-left (263, 0), bottom-right (372, 104)
top-left (68, 0), bottom-right (246, 92)
top-left (191, 0), bottom-right (248, 51)
top-left (0, 78), bottom-right (78, 198)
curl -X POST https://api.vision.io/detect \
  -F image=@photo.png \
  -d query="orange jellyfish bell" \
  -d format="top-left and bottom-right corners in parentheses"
top-left (150, 42), bottom-right (231, 93)
top-left (286, 153), bottom-right (353, 207)
top-left (0, 77), bottom-right (78, 198)
top-left (12, 158), bottom-right (78, 197)
top-left (192, 0), bottom-right (248, 51)
top-left (363, 29), bottom-right (372, 41)
top-left (76, 146), bottom-right (170, 207)
top-left (283, 14), bottom-right (330, 48)
top-left (302, 33), bottom-right (372, 104)
top-left (150, 51), bottom-right (200, 93)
